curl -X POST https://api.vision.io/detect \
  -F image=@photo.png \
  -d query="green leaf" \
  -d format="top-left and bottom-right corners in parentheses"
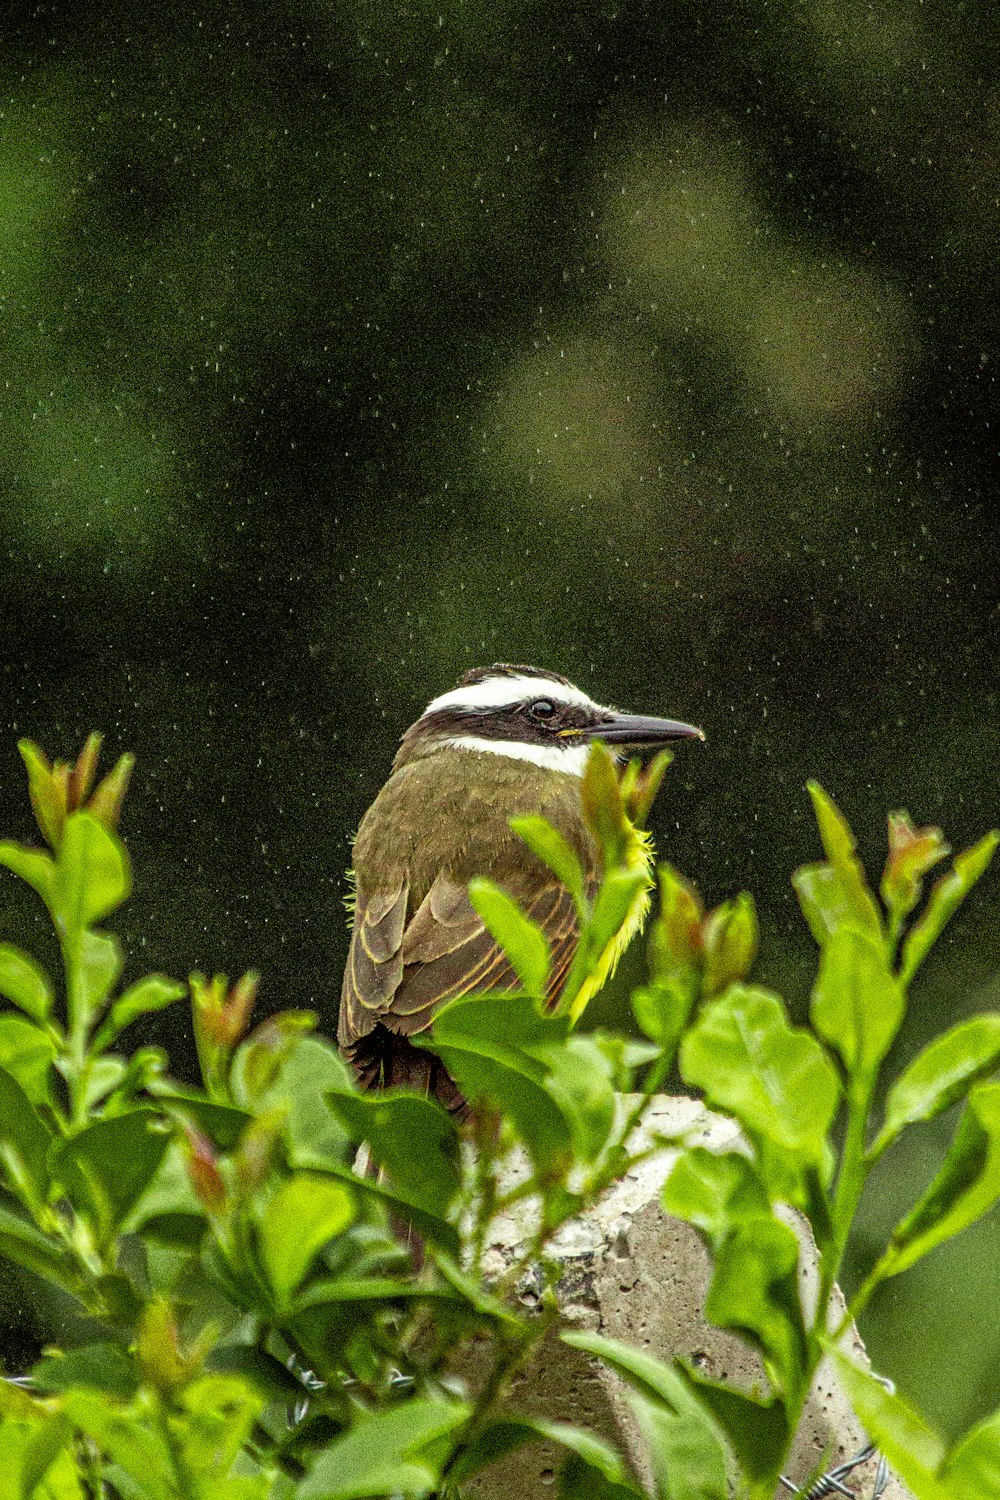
top-left (468, 875), bottom-right (551, 993)
top-left (631, 976), bottom-right (695, 1054)
top-left (173, 1373), bottom-right (264, 1481)
top-left (444, 1417), bottom-right (637, 1491)
top-left (674, 1366), bottom-right (789, 1483)
top-left (792, 863), bottom-right (883, 948)
top-left (93, 975), bottom-right (187, 1051)
top-left (19, 738), bottom-right (65, 848)
top-left (53, 1108), bottom-right (171, 1236)
top-left (942, 1409), bottom-right (1000, 1496)
top-left (0, 944), bottom-right (54, 1023)
top-left (294, 1397), bottom-right (471, 1499)
top-left (258, 1174), bottom-right (356, 1304)
top-left (0, 1063), bottom-right (54, 1200)
top-left (156, 1095), bottom-right (253, 1150)
top-left (562, 1331), bottom-right (729, 1498)
top-left (705, 1217), bottom-right (808, 1395)
top-left (679, 985), bottom-right (838, 1185)
top-left (326, 1091), bottom-right (460, 1217)
top-left (431, 1252), bottom-right (525, 1331)
top-left (314, 1161), bottom-right (460, 1257)
top-left (811, 926), bottom-right (904, 1085)
top-left (701, 892), bottom-right (759, 999)
top-left (874, 1014), bottom-right (1000, 1158)
top-left (510, 814), bottom-right (586, 909)
top-left (72, 930), bottom-right (123, 1031)
top-left (901, 832), bottom-right (1000, 986)
top-left (825, 1348), bottom-right (950, 1500)
top-left (0, 1201), bottom-right (79, 1293)
top-left (531, 1033), bottom-right (617, 1165)
top-left (52, 812), bottom-right (131, 940)
top-left (587, 867), bottom-right (650, 961)
top-left (631, 1392), bottom-right (729, 1500)
top-left (868, 1082), bottom-right (1000, 1285)
top-left (32, 1343), bottom-right (139, 1400)
top-left (581, 742), bottom-right (628, 865)
top-left (803, 781), bottom-right (884, 941)
top-left (0, 842), bottom-right (57, 909)
top-left (61, 1389), bottom-right (176, 1500)
top-left (422, 993), bottom-right (572, 1176)
top-left (232, 1034), bottom-right (352, 1168)
top-left (0, 1015), bottom-right (57, 1105)
top-left (80, 1057), bottom-right (128, 1113)
top-left (206, 1344), bottom-right (311, 1404)
top-left (662, 1147), bottom-right (772, 1249)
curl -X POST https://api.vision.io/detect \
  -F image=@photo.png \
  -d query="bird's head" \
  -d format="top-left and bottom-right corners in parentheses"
top-left (394, 664), bottom-right (704, 776)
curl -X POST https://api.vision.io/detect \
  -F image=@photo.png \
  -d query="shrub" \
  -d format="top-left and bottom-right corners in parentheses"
top-left (1, 737), bottom-right (999, 1498)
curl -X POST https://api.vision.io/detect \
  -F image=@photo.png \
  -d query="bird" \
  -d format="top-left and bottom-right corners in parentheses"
top-left (337, 664), bottom-right (703, 1111)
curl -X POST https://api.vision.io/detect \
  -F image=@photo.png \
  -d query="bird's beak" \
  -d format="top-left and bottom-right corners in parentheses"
top-left (584, 712), bottom-right (705, 749)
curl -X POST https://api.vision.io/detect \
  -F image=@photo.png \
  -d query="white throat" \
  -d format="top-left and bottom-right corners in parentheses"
top-left (445, 735), bottom-right (590, 777)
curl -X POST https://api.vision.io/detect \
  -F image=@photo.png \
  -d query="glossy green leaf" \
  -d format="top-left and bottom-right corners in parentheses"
top-left (156, 1095), bottom-right (253, 1150)
top-left (562, 1330), bottom-right (729, 1497)
top-left (295, 1397), bottom-right (470, 1499)
top-left (0, 1202), bottom-right (79, 1292)
top-left (631, 1392), bottom-right (728, 1500)
top-left (93, 975), bottom-right (187, 1051)
top-left (259, 1174), bottom-right (356, 1303)
top-left (901, 832), bottom-right (1000, 986)
top-left (61, 1390), bottom-right (176, 1500)
top-left (532, 1033), bottom-right (617, 1164)
top-left (0, 841), bottom-right (57, 909)
top-left (874, 1014), bottom-right (1000, 1158)
top-left (701, 892), bottom-right (758, 999)
top-left (0, 1015), bottom-right (57, 1105)
top-left (811, 925), bottom-right (904, 1086)
top-left (468, 875), bottom-right (550, 993)
top-left (72, 931), bottom-right (123, 1031)
top-left (80, 1057), bottom-right (128, 1112)
top-left (0, 1063), bottom-right (54, 1199)
top-left (433, 1415), bottom-right (640, 1495)
top-left (52, 812), bottom-right (131, 940)
top-left (631, 976), bottom-right (695, 1054)
top-left (581, 741), bottom-right (628, 865)
top-left (588, 867), bottom-right (650, 961)
top-left (679, 985), bottom-right (838, 1179)
top-left (662, 1147), bottom-right (771, 1249)
top-left (868, 1082), bottom-right (1000, 1284)
top-left (327, 1091), bottom-right (460, 1216)
top-left (233, 1034), bottom-right (352, 1168)
top-left (510, 813), bottom-right (586, 908)
top-left (705, 1217), bottom-right (807, 1395)
top-left (803, 781), bottom-right (884, 940)
top-left (53, 1108), bottom-right (171, 1235)
top-left (942, 1409), bottom-right (1000, 1496)
top-left (32, 1343), bottom-right (139, 1400)
top-left (825, 1349), bottom-right (950, 1500)
top-left (0, 944), bottom-right (53, 1023)
top-left (422, 993), bottom-right (572, 1175)
top-left (315, 1161), bottom-right (460, 1257)
top-left (674, 1366), bottom-right (789, 1483)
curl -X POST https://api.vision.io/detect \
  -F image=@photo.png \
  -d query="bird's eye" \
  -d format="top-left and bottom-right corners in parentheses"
top-left (529, 699), bottom-right (556, 719)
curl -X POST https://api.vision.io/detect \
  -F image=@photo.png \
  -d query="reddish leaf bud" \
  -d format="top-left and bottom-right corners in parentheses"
top-left (183, 1126), bottom-right (227, 1215)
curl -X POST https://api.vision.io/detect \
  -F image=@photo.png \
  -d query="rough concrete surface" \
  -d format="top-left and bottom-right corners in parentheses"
top-left (458, 1095), bottom-right (913, 1500)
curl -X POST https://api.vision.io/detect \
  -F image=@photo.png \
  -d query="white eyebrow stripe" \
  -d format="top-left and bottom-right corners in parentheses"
top-left (424, 673), bottom-right (595, 716)
top-left (444, 736), bottom-right (590, 777)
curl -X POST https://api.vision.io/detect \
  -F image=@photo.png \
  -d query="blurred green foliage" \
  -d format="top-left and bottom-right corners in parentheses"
top-left (2, 0), bottom-right (998, 1436)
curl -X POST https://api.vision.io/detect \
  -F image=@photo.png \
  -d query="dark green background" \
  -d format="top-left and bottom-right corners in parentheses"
top-left (2, 0), bottom-right (998, 1435)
